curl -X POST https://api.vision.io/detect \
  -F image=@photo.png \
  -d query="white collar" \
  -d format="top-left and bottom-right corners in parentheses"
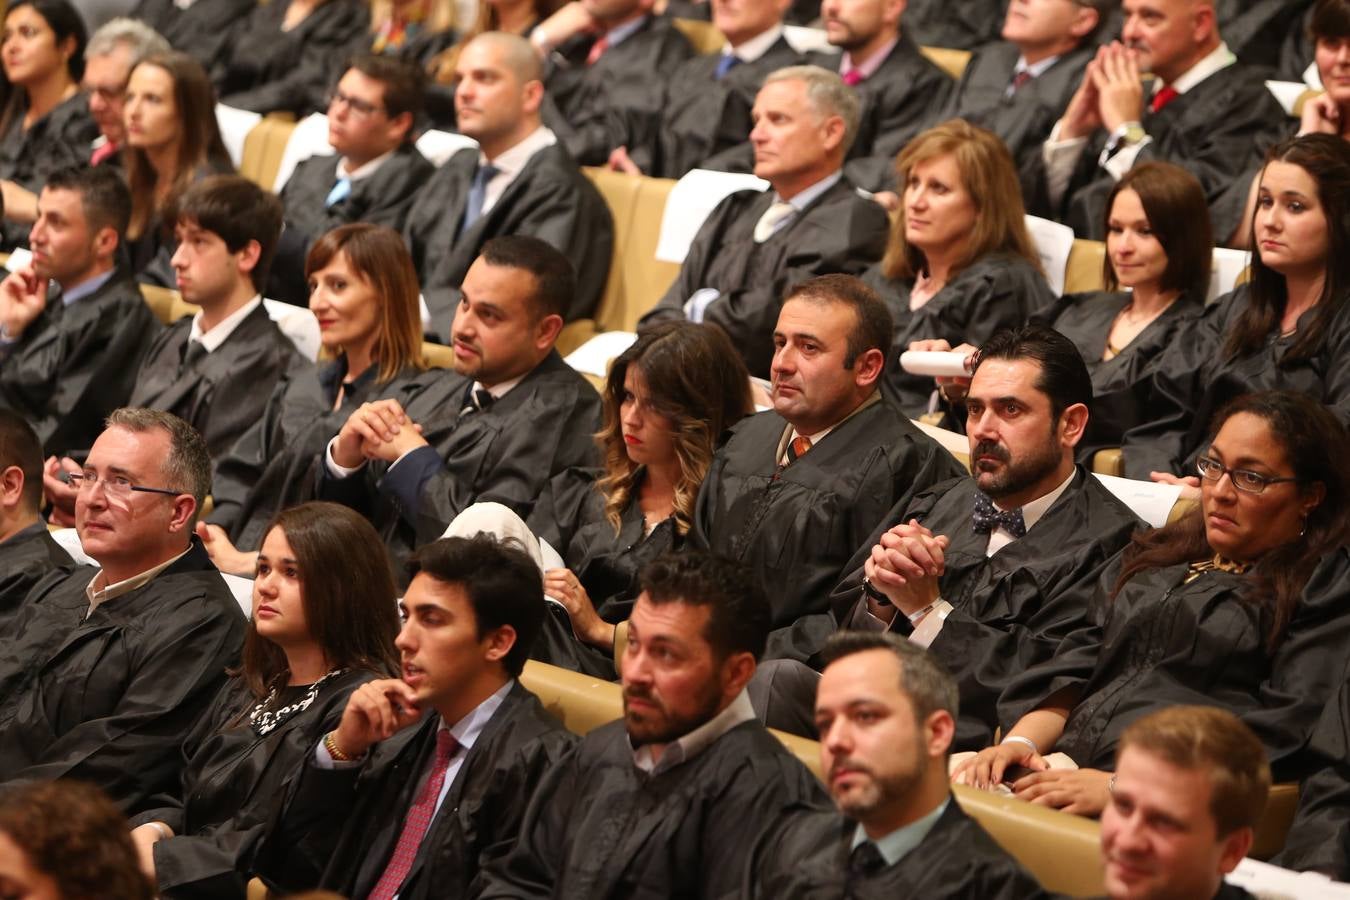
top-left (480, 125), bottom-right (556, 176)
top-left (338, 148), bottom-right (396, 182)
top-left (440, 679), bottom-right (513, 750)
top-left (724, 23), bottom-right (783, 63)
top-left (997, 467), bottom-right (1076, 533)
top-left (1014, 53), bottom-right (1061, 80)
top-left (85, 543), bottom-right (192, 617)
top-left (1159, 41), bottom-right (1236, 96)
top-left (777, 169), bottom-right (842, 211)
top-left (632, 689), bottom-right (755, 775)
top-left (189, 295), bottom-right (263, 353)
top-left (474, 371), bottom-right (526, 401)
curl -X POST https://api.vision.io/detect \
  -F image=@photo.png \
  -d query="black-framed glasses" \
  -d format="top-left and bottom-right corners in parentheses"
top-left (1195, 456), bottom-right (1299, 495)
top-left (65, 471), bottom-right (184, 500)
top-left (326, 89), bottom-right (384, 118)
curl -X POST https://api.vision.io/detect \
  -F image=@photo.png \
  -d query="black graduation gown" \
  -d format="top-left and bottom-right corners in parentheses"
top-left (130, 0), bottom-right (257, 74)
top-left (0, 523), bottom-right (73, 631)
top-left (208, 358), bottom-right (431, 553)
top-left (214, 0), bottom-right (371, 116)
top-left (541, 15), bottom-right (695, 167)
top-left (626, 35), bottom-right (801, 179)
top-left (0, 92), bottom-right (99, 248)
top-left (0, 270), bottom-right (161, 455)
top-left (526, 467), bottom-right (679, 680)
top-left (1000, 549), bottom-right (1350, 781)
top-left (316, 351), bottom-right (603, 579)
top-left (744, 800), bottom-right (1054, 899)
top-left (0, 540), bottom-right (246, 815)
top-left (865, 252), bottom-right (1057, 417)
top-left (1040, 290), bottom-right (1203, 465)
top-left (641, 178), bottom-right (889, 378)
top-left (694, 400), bottom-right (965, 663)
top-left (403, 143), bottom-right (614, 338)
top-left (940, 41), bottom-right (1093, 210)
top-left (131, 669), bottom-right (376, 899)
top-left (128, 302), bottom-right (313, 472)
top-left (1054, 63), bottom-right (1287, 241)
top-left (255, 682), bottom-right (577, 899)
top-left (271, 143), bottom-right (436, 304)
top-left (831, 35), bottom-right (957, 194)
top-left (1218, 0), bottom-right (1315, 71)
top-left (1121, 286), bottom-right (1350, 479)
top-left (478, 716), bottom-right (830, 899)
top-left (904, 0), bottom-right (1009, 50)
top-left (831, 468), bottom-right (1142, 749)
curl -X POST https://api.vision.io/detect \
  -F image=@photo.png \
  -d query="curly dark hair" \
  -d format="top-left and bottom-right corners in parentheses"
top-left (0, 780), bottom-right (154, 900)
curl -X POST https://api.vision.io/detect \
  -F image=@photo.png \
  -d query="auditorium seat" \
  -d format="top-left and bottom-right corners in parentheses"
top-left (670, 17), bottom-right (727, 54)
top-left (1064, 239), bottom-right (1107, 295)
top-left (422, 341), bottom-right (455, 369)
top-left (624, 176), bottom-right (682, 324)
top-left (918, 46), bottom-right (971, 80)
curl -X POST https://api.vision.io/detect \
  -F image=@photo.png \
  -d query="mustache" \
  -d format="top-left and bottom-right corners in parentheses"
top-left (828, 756), bottom-right (873, 780)
top-left (971, 440), bottom-right (1010, 463)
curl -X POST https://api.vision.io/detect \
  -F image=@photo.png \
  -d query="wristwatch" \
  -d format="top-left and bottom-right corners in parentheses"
top-left (1109, 121), bottom-right (1147, 152)
top-left (861, 576), bottom-right (891, 607)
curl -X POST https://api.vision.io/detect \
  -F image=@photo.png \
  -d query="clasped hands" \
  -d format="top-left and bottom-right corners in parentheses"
top-left (951, 742), bottom-right (1113, 817)
top-left (332, 399), bottom-right (428, 469)
top-left (862, 518), bottom-right (948, 622)
top-left (1060, 42), bottom-right (1146, 140)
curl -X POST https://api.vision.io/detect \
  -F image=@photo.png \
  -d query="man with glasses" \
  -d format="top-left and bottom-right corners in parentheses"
top-left (272, 54), bottom-right (434, 304)
top-left (0, 407), bottom-right (246, 814)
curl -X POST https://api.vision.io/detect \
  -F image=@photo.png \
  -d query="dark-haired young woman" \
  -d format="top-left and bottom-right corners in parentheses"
top-left (955, 391), bottom-right (1350, 816)
top-left (129, 502), bottom-right (401, 898)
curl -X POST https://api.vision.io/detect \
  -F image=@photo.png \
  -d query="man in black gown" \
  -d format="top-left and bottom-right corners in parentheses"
top-left (0, 412), bottom-right (72, 621)
top-left (0, 408), bottom-right (245, 814)
top-left (831, 325), bottom-right (1141, 749)
top-left (1100, 707), bottom-right (1265, 900)
top-left (695, 274), bottom-right (963, 665)
top-left (318, 236), bottom-right (601, 577)
top-left (0, 165), bottom-right (160, 456)
top-left (255, 535), bottom-right (575, 899)
top-left (272, 54), bottom-right (433, 304)
top-left (745, 632), bottom-right (1053, 898)
top-left (815, 0), bottom-right (955, 193)
top-left (641, 65), bottom-right (889, 379)
top-left (904, 0), bottom-right (1009, 49)
top-left (480, 551), bottom-right (829, 899)
top-left (404, 32), bottom-right (613, 339)
top-left (1042, 0), bottom-right (1286, 240)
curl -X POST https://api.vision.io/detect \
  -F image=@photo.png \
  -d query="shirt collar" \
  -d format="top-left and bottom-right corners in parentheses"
top-left (997, 467), bottom-right (1076, 533)
top-left (777, 390), bottom-right (880, 464)
top-left (842, 35), bottom-right (898, 80)
top-left (474, 371), bottom-right (526, 401)
top-left (481, 125), bottom-right (556, 172)
top-left (339, 148), bottom-right (396, 182)
top-left (1014, 53), bottom-right (1060, 80)
top-left (60, 267), bottom-right (116, 306)
top-left (778, 170), bottom-right (842, 212)
top-left (1159, 41), bottom-right (1235, 96)
top-left (441, 679), bottom-right (513, 750)
top-left (632, 688), bottom-right (755, 775)
top-left (189, 295), bottom-right (263, 353)
top-left (725, 23), bottom-right (783, 63)
top-left (85, 543), bottom-right (192, 618)
top-left (851, 797), bottom-right (950, 867)
top-left (603, 14), bottom-right (647, 48)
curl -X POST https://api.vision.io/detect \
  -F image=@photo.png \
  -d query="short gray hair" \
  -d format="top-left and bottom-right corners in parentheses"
top-left (105, 408), bottom-right (212, 513)
top-left (85, 18), bottom-right (170, 64)
top-left (820, 631), bottom-right (959, 723)
top-left (763, 64), bottom-right (861, 156)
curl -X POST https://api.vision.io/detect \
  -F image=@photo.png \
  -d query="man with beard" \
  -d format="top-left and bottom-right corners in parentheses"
top-left (830, 324), bottom-right (1141, 750)
top-left (743, 632), bottom-right (1053, 898)
top-left (479, 551), bottom-right (829, 899)
top-left (318, 236), bottom-right (601, 578)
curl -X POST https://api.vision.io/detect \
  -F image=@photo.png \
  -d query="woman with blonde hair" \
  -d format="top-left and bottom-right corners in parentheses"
top-left (865, 118), bottom-right (1055, 415)
top-left (200, 223), bottom-right (431, 575)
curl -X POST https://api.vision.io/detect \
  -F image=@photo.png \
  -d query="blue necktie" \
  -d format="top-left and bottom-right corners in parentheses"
top-left (325, 175), bottom-right (352, 207)
top-left (461, 163), bottom-right (501, 231)
top-left (972, 492), bottom-right (1026, 538)
top-left (714, 54), bottom-right (742, 80)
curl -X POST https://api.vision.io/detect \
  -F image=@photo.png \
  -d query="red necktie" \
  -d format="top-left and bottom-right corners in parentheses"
top-left (585, 35), bottom-right (608, 66)
top-left (1150, 85), bottom-right (1179, 114)
top-left (1010, 70), bottom-right (1032, 92)
top-left (368, 730), bottom-right (460, 900)
top-left (842, 68), bottom-right (863, 87)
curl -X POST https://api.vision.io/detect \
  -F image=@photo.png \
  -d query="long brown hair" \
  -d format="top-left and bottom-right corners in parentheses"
top-left (238, 501), bottom-right (401, 698)
top-left (1101, 161), bottom-right (1213, 299)
top-left (305, 223), bottom-right (427, 383)
top-left (1113, 391), bottom-right (1350, 651)
top-left (123, 51), bottom-right (232, 240)
top-left (597, 322), bottom-right (752, 535)
top-left (427, 0), bottom-right (565, 83)
top-left (1223, 134), bottom-right (1350, 365)
top-left (881, 118), bottom-right (1041, 282)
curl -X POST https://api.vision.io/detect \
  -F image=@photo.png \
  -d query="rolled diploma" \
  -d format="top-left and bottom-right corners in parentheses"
top-left (899, 351), bottom-right (971, 377)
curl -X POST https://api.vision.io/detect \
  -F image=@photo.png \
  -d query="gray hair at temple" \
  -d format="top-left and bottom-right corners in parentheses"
top-left (85, 17), bottom-right (170, 63)
top-left (762, 64), bottom-right (861, 156)
top-left (104, 408), bottom-right (212, 513)
top-left (819, 631), bottom-right (959, 724)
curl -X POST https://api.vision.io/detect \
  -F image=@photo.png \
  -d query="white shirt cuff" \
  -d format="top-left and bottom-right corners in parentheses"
top-left (1101, 136), bottom-right (1151, 180)
top-left (684, 288), bottom-right (721, 323)
top-left (1043, 120), bottom-right (1088, 210)
top-left (314, 739), bottom-right (363, 770)
top-left (325, 436), bottom-right (366, 479)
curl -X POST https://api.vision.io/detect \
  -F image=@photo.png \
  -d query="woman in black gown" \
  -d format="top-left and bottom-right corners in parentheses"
top-left (198, 223), bottom-right (430, 576)
top-left (448, 320), bottom-right (753, 679)
top-left (129, 501), bottom-right (401, 899)
top-left (954, 391), bottom-right (1350, 816)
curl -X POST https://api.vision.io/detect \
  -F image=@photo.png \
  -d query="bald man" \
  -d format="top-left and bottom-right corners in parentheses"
top-left (403, 32), bottom-right (613, 341)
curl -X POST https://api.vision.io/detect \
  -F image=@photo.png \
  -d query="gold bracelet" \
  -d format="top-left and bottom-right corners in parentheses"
top-left (324, 731), bottom-right (356, 762)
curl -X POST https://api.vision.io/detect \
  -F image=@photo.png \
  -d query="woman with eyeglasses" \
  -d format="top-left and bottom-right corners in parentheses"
top-left (122, 51), bottom-right (234, 283)
top-left (128, 501), bottom-right (400, 899)
top-left (953, 391), bottom-right (1350, 817)
top-left (1126, 133), bottom-right (1350, 483)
